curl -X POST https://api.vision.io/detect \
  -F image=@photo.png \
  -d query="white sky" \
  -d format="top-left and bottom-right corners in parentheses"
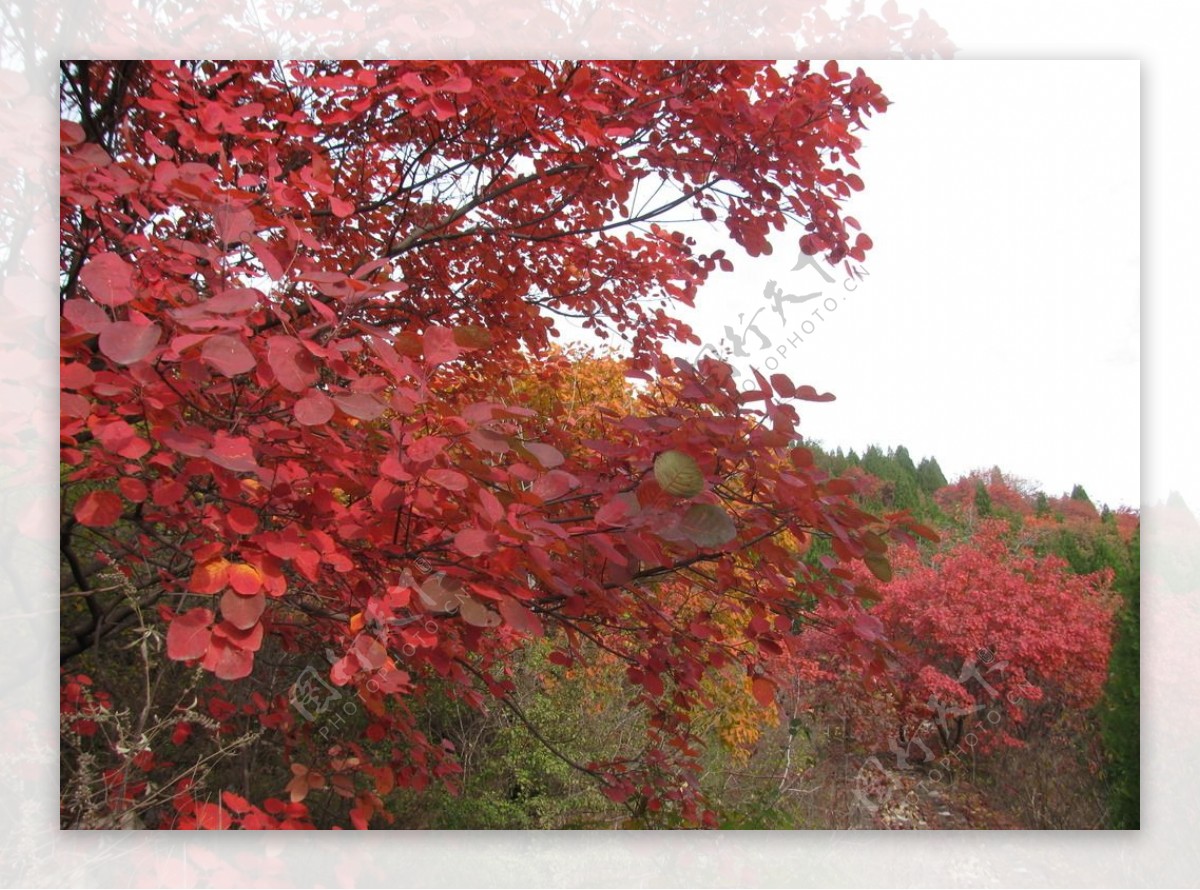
top-left (567, 61), bottom-right (1141, 510)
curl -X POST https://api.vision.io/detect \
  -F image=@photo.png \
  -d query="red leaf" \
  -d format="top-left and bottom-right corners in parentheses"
top-left (81, 252), bottom-right (135, 306)
top-left (202, 638), bottom-right (255, 680)
top-left (333, 392), bottom-right (384, 420)
top-left (440, 75), bottom-right (474, 94)
top-left (422, 325), bottom-right (462, 366)
top-left (498, 596), bottom-right (544, 636)
top-left (73, 490), bottom-right (122, 527)
top-left (98, 321), bottom-right (161, 365)
top-left (468, 426), bottom-right (511, 453)
top-left (171, 722), bottom-right (193, 746)
top-left (267, 337), bottom-right (318, 391)
top-left (201, 335), bottom-right (256, 376)
top-left (188, 558), bottom-right (230, 594)
top-left (294, 391), bottom-right (335, 426)
top-left (63, 298), bottom-right (110, 333)
top-left (227, 563), bottom-right (263, 595)
top-left (195, 801), bottom-right (233, 830)
top-left (95, 419), bottom-right (149, 459)
top-left (221, 791), bottom-right (252, 814)
top-left (426, 468), bottom-right (469, 491)
top-left (119, 478), bottom-right (149, 502)
top-left (640, 670), bottom-right (664, 697)
top-left (853, 611), bottom-right (886, 641)
top-left (213, 204), bottom-right (256, 244)
top-left (531, 470), bottom-right (580, 501)
top-left (452, 325), bottom-right (492, 349)
top-left (207, 432), bottom-right (258, 472)
top-left (454, 528), bottom-right (496, 557)
top-left (352, 635), bottom-right (388, 670)
top-left (189, 287), bottom-right (263, 316)
top-left (226, 506), bottom-right (258, 535)
top-left (223, 592), bottom-right (267, 633)
top-left (212, 619), bottom-right (264, 651)
top-left (751, 676), bottom-right (776, 708)
top-left (407, 436), bottom-right (448, 463)
top-left (249, 236), bottom-right (286, 280)
top-left (769, 373), bottom-right (797, 398)
top-left (596, 493), bottom-right (638, 527)
top-left (329, 195), bottom-right (355, 217)
top-left (523, 442), bottom-right (564, 469)
top-left (460, 597), bottom-right (501, 627)
top-left (61, 119), bottom-right (86, 146)
top-left (167, 608), bottom-right (214, 661)
top-left (793, 385), bottom-right (836, 402)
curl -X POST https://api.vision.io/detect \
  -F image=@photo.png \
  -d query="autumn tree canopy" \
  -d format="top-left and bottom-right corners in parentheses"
top-left (59, 60), bottom-right (915, 828)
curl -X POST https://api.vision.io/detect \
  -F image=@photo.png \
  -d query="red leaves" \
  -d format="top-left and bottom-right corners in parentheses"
top-left (423, 324), bottom-right (493, 367)
top-left (73, 490), bottom-right (123, 527)
top-left (166, 608), bottom-right (214, 661)
top-left (94, 420), bottom-right (149, 459)
top-left (769, 373), bottom-right (796, 398)
top-left (286, 764), bottom-right (325, 803)
top-left (60, 60), bottom-right (902, 825)
top-left (62, 298), bottom-right (110, 334)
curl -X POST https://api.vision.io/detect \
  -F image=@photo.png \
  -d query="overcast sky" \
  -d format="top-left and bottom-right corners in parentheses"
top-left (567, 61), bottom-right (1140, 510)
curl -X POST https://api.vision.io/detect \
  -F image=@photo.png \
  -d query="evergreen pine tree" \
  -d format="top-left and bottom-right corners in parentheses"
top-left (894, 445), bottom-right (917, 478)
top-left (916, 457), bottom-right (948, 494)
top-left (974, 480), bottom-right (993, 517)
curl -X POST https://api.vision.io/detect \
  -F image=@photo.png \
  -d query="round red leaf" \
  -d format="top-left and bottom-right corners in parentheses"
top-left (294, 391), bottom-right (334, 426)
top-left (221, 589), bottom-right (266, 630)
top-left (166, 607), bottom-right (214, 661)
top-left (73, 490), bottom-right (122, 527)
top-left (80, 252), bottom-right (135, 306)
top-left (201, 335), bottom-right (256, 376)
top-left (98, 321), bottom-right (161, 365)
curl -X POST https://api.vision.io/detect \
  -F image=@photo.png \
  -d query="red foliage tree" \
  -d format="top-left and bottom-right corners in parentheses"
top-left (59, 60), bottom-right (909, 828)
top-left (788, 520), bottom-right (1117, 762)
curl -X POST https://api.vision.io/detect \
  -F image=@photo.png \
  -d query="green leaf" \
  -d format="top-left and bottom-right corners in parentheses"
top-left (654, 450), bottom-right (704, 498)
top-left (863, 552), bottom-right (893, 582)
